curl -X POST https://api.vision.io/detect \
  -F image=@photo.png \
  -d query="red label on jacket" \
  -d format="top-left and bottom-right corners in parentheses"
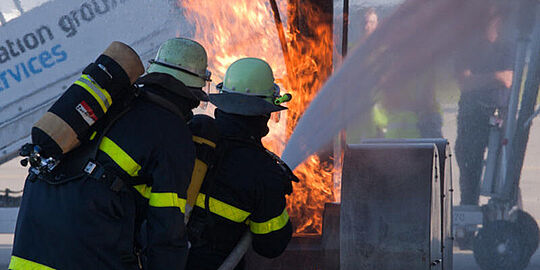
top-left (76, 100), bottom-right (98, 125)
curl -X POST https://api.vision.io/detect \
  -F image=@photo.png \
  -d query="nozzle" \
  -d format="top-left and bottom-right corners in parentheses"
top-left (19, 143), bottom-right (34, 157)
top-left (20, 159), bottom-right (28, 167)
top-left (274, 93), bottom-right (292, 105)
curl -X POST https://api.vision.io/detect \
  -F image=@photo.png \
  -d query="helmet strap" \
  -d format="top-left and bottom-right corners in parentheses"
top-left (149, 59), bottom-right (211, 81)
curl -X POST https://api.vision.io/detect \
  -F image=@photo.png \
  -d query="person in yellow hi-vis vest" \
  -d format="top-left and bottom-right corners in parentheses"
top-left (346, 69), bottom-right (442, 143)
top-left (345, 8), bottom-right (442, 143)
top-left (380, 69), bottom-right (443, 139)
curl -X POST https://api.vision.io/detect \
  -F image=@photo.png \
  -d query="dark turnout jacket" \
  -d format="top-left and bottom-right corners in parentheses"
top-left (11, 74), bottom-right (196, 270)
top-left (186, 110), bottom-right (294, 270)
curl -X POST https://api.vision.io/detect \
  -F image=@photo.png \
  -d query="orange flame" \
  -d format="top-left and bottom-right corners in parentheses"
top-left (180, 0), bottom-right (335, 234)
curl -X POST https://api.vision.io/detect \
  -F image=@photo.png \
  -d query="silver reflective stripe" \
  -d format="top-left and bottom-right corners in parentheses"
top-left (78, 76), bottom-right (111, 109)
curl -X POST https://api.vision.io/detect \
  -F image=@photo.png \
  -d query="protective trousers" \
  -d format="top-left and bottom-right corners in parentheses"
top-left (455, 90), bottom-right (497, 205)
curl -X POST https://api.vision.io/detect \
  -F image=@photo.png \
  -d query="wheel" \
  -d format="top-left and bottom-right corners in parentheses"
top-left (473, 220), bottom-right (530, 270)
top-left (515, 210), bottom-right (540, 257)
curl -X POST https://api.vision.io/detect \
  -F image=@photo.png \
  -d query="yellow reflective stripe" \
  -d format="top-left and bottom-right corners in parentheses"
top-left (195, 193), bottom-right (250, 223)
top-left (74, 75), bottom-right (112, 113)
top-left (132, 185), bottom-right (186, 214)
top-left (193, 136), bottom-right (216, 148)
top-left (75, 80), bottom-right (106, 112)
top-left (248, 208), bottom-right (289, 235)
top-left (9, 256), bottom-right (55, 270)
top-left (82, 74), bottom-right (112, 105)
top-left (134, 184), bottom-right (151, 199)
top-left (79, 75), bottom-right (112, 109)
top-left (89, 131), bottom-right (98, 141)
top-left (99, 137), bottom-right (141, 176)
top-left (80, 75), bottom-right (112, 109)
top-left (149, 192), bottom-right (186, 213)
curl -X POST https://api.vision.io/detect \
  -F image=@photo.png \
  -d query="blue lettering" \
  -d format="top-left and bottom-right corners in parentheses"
top-left (7, 65), bottom-right (22, 82)
top-left (39, 51), bottom-right (54, 68)
top-left (20, 62), bottom-right (30, 78)
top-left (52, 44), bottom-right (67, 63)
top-left (28, 57), bottom-right (42, 74)
top-left (0, 71), bottom-right (9, 89)
top-left (0, 45), bottom-right (68, 92)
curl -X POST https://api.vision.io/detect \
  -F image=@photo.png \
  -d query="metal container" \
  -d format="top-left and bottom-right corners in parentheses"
top-left (362, 139), bottom-right (453, 270)
top-left (340, 143), bottom-right (442, 270)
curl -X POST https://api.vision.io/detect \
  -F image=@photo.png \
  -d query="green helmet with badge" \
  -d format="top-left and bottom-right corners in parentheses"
top-left (147, 38), bottom-right (211, 100)
top-left (210, 58), bottom-right (292, 116)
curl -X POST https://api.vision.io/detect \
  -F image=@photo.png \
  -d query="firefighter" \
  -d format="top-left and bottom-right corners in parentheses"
top-left (380, 69), bottom-right (442, 139)
top-left (10, 37), bottom-right (211, 269)
top-left (185, 57), bottom-right (295, 270)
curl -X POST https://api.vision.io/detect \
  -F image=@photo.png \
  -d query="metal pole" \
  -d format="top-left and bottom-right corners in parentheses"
top-left (336, 0), bottom-right (349, 184)
top-left (498, 39), bottom-right (528, 194)
top-left (342, 0), bottom-right (349, 57)
top-left (269, 0), bottom-right (294, 79)
top-left (504, 3), bottom-right (540, 204)
top-left (498, 0), bottom-right (538, 200)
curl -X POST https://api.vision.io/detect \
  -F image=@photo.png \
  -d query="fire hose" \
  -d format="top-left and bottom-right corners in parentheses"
top-left (217, 231), bottom-right (253, 270)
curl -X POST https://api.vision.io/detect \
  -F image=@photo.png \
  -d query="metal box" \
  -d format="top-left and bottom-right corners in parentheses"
top-left (340, 143), bottom-right (443, 270)
top-left (362, 139), bottom-right (453, 270)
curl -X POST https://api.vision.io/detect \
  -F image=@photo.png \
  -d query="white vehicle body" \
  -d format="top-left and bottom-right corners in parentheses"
top-left (0, 0), bottom-right (190, 164)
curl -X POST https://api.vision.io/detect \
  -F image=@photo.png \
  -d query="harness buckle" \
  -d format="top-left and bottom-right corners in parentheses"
top-left (83, 160), bottom-right (106, 180)
top-left (83, 161), bottom-right (97, 174)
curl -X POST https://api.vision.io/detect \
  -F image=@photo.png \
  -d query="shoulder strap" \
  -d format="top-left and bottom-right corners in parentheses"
top-left (43, 97), bottom-right (137, 186)
top-left (142, 90), bottom-right (186, 121)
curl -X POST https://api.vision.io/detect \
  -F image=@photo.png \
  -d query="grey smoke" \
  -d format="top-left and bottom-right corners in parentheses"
top-left (282, 0), bottom-right (495, 168)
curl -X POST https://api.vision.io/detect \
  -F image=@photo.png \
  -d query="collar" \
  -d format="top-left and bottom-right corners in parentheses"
top-left (214, 109), bottom-right (270, 143)
top-left (136, 72), bottom-right (209, 101)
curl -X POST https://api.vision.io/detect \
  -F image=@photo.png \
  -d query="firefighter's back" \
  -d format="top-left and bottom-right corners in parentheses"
top-left (186, 109), bottom-right (293, 270)
top-left (11, 92), bottom-right (195, 270)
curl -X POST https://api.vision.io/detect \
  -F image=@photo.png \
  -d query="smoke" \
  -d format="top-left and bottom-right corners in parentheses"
top-left (282, 0), bottom-right (495, 168)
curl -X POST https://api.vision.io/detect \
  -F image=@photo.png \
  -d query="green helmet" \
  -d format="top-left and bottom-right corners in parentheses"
top-left (147, 38), bottom-right (211, 88)
top-left (209, 58), bottom-right (292, 116)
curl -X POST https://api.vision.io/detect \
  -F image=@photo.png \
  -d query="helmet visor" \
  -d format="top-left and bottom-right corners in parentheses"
top-left (216, 82), bottom-right (287, 105)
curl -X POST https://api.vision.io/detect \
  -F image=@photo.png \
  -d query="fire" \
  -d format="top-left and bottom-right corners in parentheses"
top-left (180, 0), bottom-right (335, 234)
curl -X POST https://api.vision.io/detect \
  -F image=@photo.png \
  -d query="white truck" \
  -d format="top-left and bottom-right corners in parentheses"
top-left (0, 0), bottom-right (190, 165)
